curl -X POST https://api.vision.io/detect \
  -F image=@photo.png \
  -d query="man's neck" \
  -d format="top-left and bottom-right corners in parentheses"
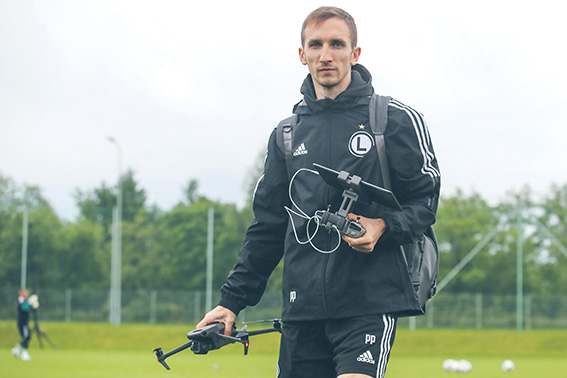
top-left (313, 75), bottom-right (352, 100)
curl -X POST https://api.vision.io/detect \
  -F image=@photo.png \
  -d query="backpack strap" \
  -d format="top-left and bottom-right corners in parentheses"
top-left (370, 94), bottom-right (439, 303)
top-left (369, 94), bottom-right (412, 267)
top-left (276, 114), bottom-right (297, 179)
top-left (368, 93), bottom-right (393, 189)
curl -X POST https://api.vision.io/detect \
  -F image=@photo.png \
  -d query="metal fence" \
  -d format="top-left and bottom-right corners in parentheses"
top-left (1, 288), bottom-right (566, 329)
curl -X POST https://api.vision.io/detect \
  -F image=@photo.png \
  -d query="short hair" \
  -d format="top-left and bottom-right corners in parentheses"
top-left (301, 6), bottom-right (358, 49)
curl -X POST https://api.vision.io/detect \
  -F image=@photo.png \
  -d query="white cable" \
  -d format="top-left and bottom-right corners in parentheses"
top-left (306, 214), bottom-right (342, 254)
top-left (284, 168), bottom-right (342, 254)
top-left (287, 168), bottom-right (317, 218)
top-left (284, 206), bottom-right (317, 245)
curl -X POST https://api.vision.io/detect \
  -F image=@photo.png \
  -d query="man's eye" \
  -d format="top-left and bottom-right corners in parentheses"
top-left (331, 41), bottom-right (345, 47)
top-left (309, 41), bottom-right (322, 47)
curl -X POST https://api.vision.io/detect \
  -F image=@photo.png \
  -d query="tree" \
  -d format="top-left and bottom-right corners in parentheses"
top-left (25, 206), bottom-right (65, 290)
top-left (74, 169), bottom-right (147, 237)
top-left (74, 183), bottom-right (115, 238)
top-left (0, 180), bottom-right (63, 291)
top-left (120, 170), bottom-right (147, 222)
top-left (0, 174), bottom-right (22, 285)
top-left (59, 220), bottom-right (107, 289)
top-left (0, 173), bottom-right (21, 224)
top-left (183, 179), bottom-right (204, 205)
top-left (143, 181), bottom-right (252, 292)
top-left (526, 183), bottom-right (567, 294)
top-left (121, 208), bottom-right (162, 290)
top-left (0, 210), bottom-right (24, 287)
top-left (434, 189), bottom-right (501, 294)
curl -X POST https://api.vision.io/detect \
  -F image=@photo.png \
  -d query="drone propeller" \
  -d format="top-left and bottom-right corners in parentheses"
top-left (242, 318), bottom-right (280, 324)
top-left (153, 340), bottom-right (194, 371)
top-left (152, 347), bottom-right (167, 369)
top-left (243, 319), bottom-right (282, 332)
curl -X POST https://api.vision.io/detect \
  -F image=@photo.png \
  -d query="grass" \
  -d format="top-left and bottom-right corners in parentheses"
top-left (388, 356), bottom-right (567, 377)
top-left (1, 321), bottom-right (567, 377)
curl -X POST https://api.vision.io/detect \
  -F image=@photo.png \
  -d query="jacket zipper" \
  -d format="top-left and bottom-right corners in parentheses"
top-left (320, 110), bottom-right (333, 317)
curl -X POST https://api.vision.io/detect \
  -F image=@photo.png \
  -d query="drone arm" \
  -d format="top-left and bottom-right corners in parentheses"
top-left (214, 333), bottom-right (244, 344)
top-left (246, 328), bottom-right (282, 337)
top-left (153, 340), bottom-right (194, 370)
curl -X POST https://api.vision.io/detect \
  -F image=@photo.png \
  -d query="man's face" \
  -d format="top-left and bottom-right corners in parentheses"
top-left (299, 17), bottom-right (361, 99)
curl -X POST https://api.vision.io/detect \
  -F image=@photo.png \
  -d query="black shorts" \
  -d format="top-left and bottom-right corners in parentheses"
top-left (18, 323), bottom-right (31, 349)
top-left (277, 314), bottom-right (397, 378)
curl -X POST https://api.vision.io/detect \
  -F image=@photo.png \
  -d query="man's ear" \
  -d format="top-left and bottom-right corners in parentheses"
top-left (351, 46), bottom-right (361, 65)
top-left (299, 47), bottom-right (308, 65)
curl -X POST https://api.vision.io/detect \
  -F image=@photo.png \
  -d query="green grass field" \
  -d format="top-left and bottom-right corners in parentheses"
top-left (2, 321), bottom-right (567, 377)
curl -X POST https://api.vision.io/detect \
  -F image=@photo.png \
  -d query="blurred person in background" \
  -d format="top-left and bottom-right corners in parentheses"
top-left (11, 289), bottom-right (38, 361)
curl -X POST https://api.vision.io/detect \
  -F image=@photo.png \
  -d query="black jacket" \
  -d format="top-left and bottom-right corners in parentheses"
top-left (220, 64), bottom-right (440, 320)
top-left (17, 298), bottom-right (31, 326)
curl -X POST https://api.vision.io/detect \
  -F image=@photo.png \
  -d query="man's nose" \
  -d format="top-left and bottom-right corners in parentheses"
top-left (319, 44), bottom-right (332, 62)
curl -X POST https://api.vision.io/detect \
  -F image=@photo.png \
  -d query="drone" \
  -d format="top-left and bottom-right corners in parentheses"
top-left (153, 319), bottom-right (282, 370)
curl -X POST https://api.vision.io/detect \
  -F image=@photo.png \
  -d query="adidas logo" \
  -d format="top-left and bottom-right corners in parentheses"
top-left (292, 143), bottom-right (308, 156)
top-left (357, 350), bottom-right (376, 365)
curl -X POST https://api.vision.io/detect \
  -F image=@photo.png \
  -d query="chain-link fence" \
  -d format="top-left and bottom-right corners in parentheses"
top-left (0, 288), bottom-right (282, 325)
top-left (2, 288), bottom-right (566, 329)
top-left (398, 293), bottom-right (567, 329)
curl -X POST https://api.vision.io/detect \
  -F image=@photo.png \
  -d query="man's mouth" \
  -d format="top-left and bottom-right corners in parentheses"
top-left (319, 68), bottom-right (335, 74)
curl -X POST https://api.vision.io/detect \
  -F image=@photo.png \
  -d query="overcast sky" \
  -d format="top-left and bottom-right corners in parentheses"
top-left (1, 0), bottom-right (566, 220)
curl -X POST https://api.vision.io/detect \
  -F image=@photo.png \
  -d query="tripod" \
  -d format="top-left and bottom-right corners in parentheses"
top-left (33, 309), bottom-right (56, 349)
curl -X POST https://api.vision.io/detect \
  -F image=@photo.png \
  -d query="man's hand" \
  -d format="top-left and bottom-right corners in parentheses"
top-left (342, 214), bottom-right (387, 253)
top-left (196, 305), bottom-right (237, 336)
top-left (28, 294), bottom-right (40, 309)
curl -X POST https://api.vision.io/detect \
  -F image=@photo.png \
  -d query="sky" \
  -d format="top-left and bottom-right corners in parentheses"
top-left (1, 0), bottom-right (566, 221)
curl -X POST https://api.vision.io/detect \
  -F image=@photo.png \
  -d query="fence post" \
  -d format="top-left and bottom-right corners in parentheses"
top-left (426, 301), bottom-right (434, 328)
top-left (206, 207), bottom-right (214, 312)
top-left (194, 291), bottom-right (202, 324)
top-left (65, 289), bottom-right (72, 322)
top-left (150, 290), bottom-right (157, 324)
top-left (516, 208), bottom-right (524, 331)
top-left (475, 293), bottom-right (483, 329)
top-left (409, 316), bottom-right (416, 331)
top-left (525, 295), bottom-right (532, 330)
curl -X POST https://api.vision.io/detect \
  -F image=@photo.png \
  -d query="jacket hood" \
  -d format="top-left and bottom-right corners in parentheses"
top-left (294, 64), bottom-right (374, 114)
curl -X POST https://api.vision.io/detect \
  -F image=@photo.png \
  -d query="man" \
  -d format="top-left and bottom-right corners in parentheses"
top-left (198, 6), bottom-right (440, 378)
top-left (12, 289), bottom-right (33, 361)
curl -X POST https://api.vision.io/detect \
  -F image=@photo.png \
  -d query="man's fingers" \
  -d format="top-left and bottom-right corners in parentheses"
top-left (224, 320), bottom-right (234, 336)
